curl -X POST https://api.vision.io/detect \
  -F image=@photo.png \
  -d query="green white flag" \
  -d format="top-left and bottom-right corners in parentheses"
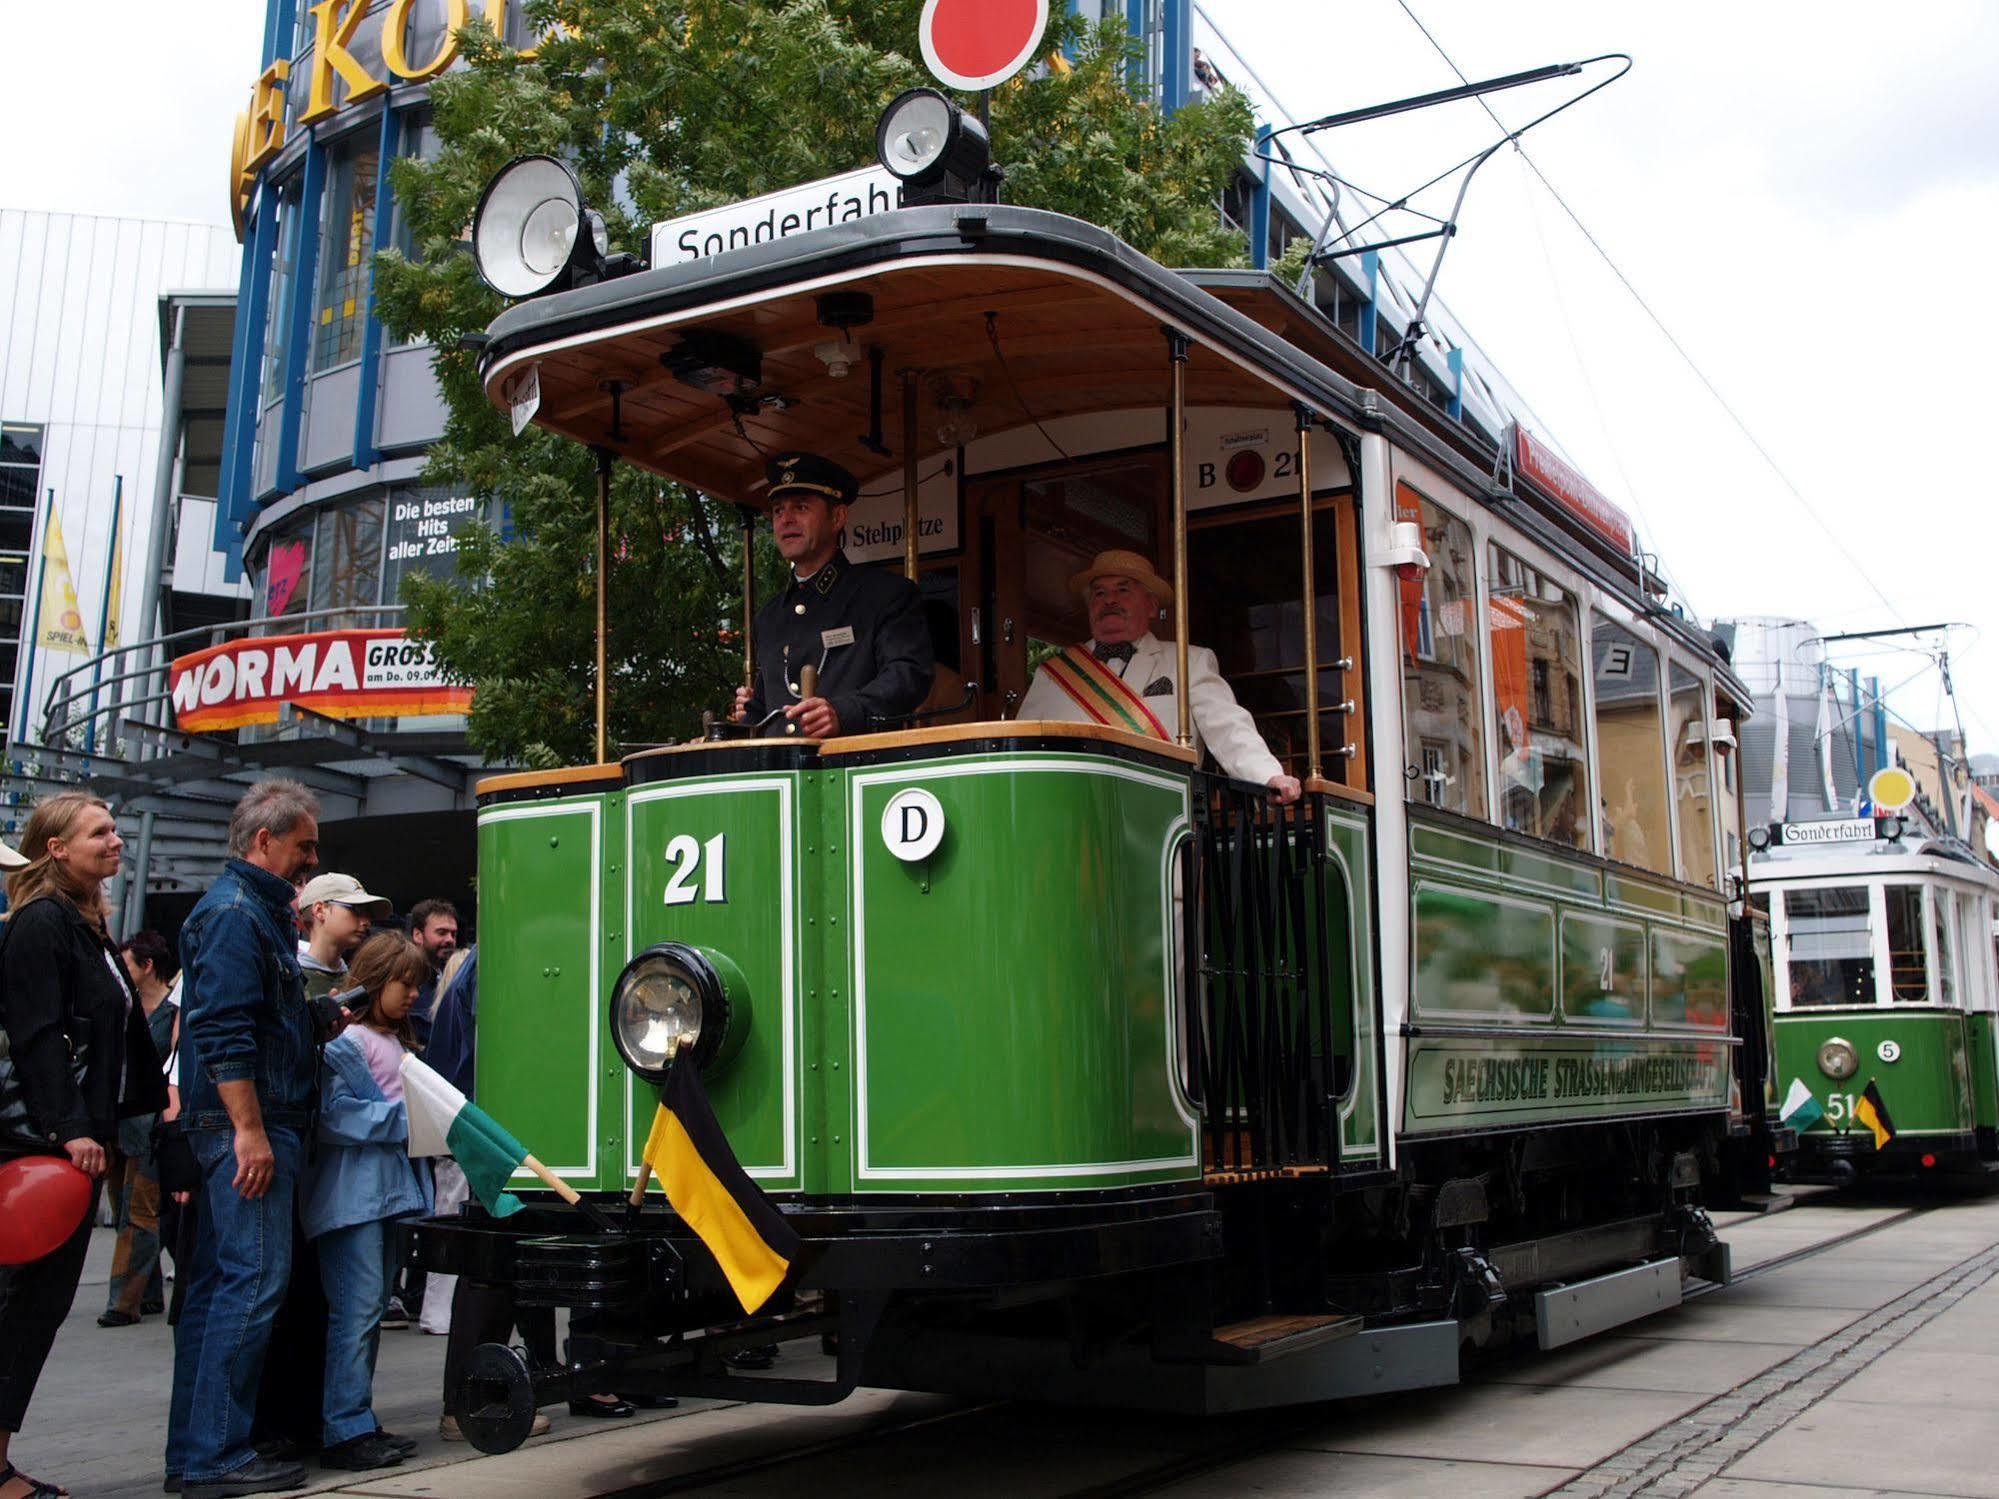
top-left (1779, 1078), bottom-right (1825, 1132)
top-left (401, 1052), bottom-right (527, 1218)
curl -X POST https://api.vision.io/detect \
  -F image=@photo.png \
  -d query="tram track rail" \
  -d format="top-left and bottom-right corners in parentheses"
top-left (595, 1199), bottom-right (1941, 1499)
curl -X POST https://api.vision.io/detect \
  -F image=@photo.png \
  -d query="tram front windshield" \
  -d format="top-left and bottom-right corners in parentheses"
top-left (1784, 887), bottom-right (1872, 1006)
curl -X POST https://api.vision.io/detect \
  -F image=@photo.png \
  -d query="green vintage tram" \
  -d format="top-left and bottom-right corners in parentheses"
top-left (421, 128), bottom-right (1769, 1444)
top-left (1758, 834), bottom-right (1999, 1178)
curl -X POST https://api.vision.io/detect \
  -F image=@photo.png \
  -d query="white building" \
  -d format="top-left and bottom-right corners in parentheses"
top-left (0, 209), bottom-right (242, 747)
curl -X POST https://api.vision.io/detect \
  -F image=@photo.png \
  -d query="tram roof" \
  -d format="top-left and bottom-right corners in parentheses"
top-left (479, 204), bottom-right (1745, 689)
top-left (1750, 842), bottom-right (1999, 888)
top-left (480, 204), bottom-right (1374, 484)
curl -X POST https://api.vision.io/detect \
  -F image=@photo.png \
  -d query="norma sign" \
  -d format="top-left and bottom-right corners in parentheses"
top-left (920, 0), bottom-right (1049, 91)
top-left (650, 166), bottom-right (900, 268)
top-left (1771, 818), bottom-right (1900, 847)
top-left (1513, 425), bottom-right (1636, 556)
top-left (170, 629), bottom-right (472, 733)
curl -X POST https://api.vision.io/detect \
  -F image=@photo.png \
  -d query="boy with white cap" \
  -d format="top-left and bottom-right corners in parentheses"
top-left (295, 874), bottom-right (391, 1001)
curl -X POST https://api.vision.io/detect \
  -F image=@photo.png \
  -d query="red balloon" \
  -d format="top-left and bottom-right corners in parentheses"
top-left (920, 0), bottom-right (1048, 91)
top-left (0, 1155), bottom-right (94, 1265)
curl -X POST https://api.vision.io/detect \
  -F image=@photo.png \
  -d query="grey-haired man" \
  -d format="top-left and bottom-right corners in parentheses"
top-left (166, 779), bottom-right (335, 1499)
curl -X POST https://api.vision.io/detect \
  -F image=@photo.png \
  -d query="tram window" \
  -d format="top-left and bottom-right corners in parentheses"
top-left (1668, 663), bottom-right (1719, 888)
top-left (1485, 546), bottom-right (1588, 850)
top-left (1784, 886), bottom-right (1874, 1006)
top-left (1590, 615), bottom-right (1671, 876)
top-left (1884, 884), bottom-right (1928, 1001)
top-left (1021, 459), bottom-right (1162, 645)
top-left (1398, 489), bottom-right (1487, 820)
top-left (1188, 503), bottom-right (1347, 784)
top-left (1933, 888), bottom-right (1958, 1007)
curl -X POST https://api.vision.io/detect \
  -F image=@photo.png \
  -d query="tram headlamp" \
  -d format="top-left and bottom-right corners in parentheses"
top-left (875, 88), bottom-right (996, 207)
top-left (472, 155), bottom-right (609, 299)
top-left (609, 942), bottom-right (748, 1080)
top-left (1816, 1036), bottom-right (1858, 1082)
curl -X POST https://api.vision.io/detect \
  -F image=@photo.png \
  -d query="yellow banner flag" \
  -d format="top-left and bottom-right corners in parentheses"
top-left (103, 508), bottom-right (125, 651)
top-left (37, 506), bottom-right (92, 654)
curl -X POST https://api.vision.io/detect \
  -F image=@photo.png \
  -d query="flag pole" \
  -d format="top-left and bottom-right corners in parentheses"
top-left (86, 475), bottom-right (123, 755)
top-left (521, 1152), bottom-right (618, 1231)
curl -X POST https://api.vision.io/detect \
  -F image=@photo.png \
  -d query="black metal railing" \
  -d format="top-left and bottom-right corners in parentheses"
top-left (1182, 774), bottom-right (1349, 1173)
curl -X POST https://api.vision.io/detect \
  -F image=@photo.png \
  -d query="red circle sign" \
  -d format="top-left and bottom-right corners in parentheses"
top-left (920, 0), bottom-right (1050, 92)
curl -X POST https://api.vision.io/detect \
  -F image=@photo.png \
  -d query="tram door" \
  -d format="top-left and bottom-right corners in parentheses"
top-left (965, 453), bottom-right (1170, 722)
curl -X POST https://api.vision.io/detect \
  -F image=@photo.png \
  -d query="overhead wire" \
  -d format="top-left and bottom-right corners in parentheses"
top-left (1387, 0), bottom-right (1908, 630)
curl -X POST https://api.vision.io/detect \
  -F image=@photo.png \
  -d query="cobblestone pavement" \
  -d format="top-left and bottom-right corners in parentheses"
top-left (26, 1187), bottom-right (1999, 1498)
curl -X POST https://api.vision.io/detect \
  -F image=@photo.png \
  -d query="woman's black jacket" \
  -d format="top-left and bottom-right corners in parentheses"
top-left (0, 895), bottom-right (168, 1148)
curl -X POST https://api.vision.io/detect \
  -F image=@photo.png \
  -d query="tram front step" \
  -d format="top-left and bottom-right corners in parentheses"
top-left (1163, 1312), bottom-right (1363, 1366)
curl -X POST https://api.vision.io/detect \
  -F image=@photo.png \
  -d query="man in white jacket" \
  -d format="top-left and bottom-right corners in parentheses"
top-left (1017, 549), bottom-right (1301, 804)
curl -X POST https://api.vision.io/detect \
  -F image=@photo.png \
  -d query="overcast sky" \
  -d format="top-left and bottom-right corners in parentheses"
top-left (4, 0), bottom-right (1995, 746)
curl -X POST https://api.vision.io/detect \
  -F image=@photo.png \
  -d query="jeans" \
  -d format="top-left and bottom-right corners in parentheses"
top-left (315, 1219), bottom-right (396, 1446)
top-left (165, 1126), bottom-right (302, 1484)
top-left (105, 1148), bottom-right (165, 1316)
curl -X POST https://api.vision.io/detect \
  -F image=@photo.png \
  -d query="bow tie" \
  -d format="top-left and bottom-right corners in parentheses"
top-left (1093, 641), bottom-right (1136, 666)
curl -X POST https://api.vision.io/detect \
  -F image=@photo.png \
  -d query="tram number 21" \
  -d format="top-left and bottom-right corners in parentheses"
top-left (1823, 1092), bottom-right (1861, 1123)
top-left (663, 833), bottom-right (728, 905)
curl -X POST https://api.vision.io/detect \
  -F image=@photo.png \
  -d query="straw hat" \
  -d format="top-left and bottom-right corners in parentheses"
top-left (1069, 549), bottom-right (1173, 607)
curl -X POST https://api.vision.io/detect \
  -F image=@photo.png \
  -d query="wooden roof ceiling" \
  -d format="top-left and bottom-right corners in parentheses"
top-left (483, 255), bottom-right (1314, 506)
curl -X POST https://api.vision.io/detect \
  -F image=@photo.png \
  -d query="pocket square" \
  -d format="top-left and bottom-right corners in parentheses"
top-left (1142, 677), bottom-right (1173, 697)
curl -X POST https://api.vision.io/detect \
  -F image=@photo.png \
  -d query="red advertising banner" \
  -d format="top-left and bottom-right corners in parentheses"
top-left (169, 630), bottom-right (472, 733)
top-left (1513, 425), bottom-right (1635, 555)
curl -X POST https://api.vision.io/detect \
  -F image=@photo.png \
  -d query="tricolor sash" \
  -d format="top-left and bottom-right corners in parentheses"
top-left (1038, 644), bottom-right (1170, 740)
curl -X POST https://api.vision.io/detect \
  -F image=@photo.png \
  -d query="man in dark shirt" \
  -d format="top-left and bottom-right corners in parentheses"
top-left (732, 452), bottom-right (933, 737)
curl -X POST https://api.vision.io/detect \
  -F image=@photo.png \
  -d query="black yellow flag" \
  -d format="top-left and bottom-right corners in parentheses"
top-left (1853, 1080), bottom-right (1896, 1151)
top-left (642, 1060), bottom-right (801, 1314)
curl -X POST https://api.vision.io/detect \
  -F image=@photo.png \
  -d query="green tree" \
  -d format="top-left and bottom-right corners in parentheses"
top-left (376, 1), bottom-right (1253, 766)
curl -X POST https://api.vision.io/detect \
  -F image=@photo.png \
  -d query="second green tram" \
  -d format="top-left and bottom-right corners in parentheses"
top-left (419, 199), bottom-right (1771, 1444)
top-left (1758, 837), bottom-right (1999, 1177)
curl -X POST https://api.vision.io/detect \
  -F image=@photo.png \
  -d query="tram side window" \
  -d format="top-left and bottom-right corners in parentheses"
top-left (1884, 884), bottom-right (1928, 1001)
top-left (1398, 489), bottom-right (1487, 819)
top-left (1784, 887), bottom-right (1874, 1006)
top-left (1932, 888), bottom-right (1958, 1007)
top-left (1485, 546), bottom-right (1587, 849)
top-left (1668, 663), bottom-right (1718, 889)
top-left (1188, 504), bottom-right (1348, 784)
top-left (1590, 615), bottom-right (1671, 876)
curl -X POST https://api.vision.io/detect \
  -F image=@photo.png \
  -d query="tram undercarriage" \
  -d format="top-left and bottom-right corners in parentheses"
top-left (423, 1110), bottom-right (1729, 1444)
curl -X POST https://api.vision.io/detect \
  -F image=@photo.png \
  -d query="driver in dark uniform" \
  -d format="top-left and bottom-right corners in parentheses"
top-left (732, 453), bottom-right (934, 738)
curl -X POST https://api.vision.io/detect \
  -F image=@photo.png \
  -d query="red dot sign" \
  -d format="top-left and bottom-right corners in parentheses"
top-left (920, 0), bottom-right (1050, 92)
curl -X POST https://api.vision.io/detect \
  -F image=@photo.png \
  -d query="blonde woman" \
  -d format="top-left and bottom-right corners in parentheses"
top-left (0, 794), bottom-right (168, 1499)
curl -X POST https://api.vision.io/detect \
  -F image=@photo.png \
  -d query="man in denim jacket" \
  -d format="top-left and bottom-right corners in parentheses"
top-left (165, 779), bottom-right (328, 1499)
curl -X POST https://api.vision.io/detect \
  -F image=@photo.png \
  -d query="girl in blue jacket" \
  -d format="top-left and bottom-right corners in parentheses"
top-left (303, 932), bottom-right (435, 1472)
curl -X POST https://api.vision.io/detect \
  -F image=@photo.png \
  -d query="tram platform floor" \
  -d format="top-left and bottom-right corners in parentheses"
top-left (38, 1186), bottom-right (1999, 1499)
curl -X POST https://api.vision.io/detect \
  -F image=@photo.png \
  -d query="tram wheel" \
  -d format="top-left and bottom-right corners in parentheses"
top-left (460, 1342), bottom-right (538, 1454)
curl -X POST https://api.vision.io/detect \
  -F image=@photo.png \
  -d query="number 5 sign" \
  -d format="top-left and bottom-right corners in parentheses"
top-left (920, 0), bottom-right (1049, 92)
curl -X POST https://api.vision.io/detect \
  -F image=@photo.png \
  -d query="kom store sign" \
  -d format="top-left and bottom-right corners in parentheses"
top-left (170, 630), bottom-right (471, 732)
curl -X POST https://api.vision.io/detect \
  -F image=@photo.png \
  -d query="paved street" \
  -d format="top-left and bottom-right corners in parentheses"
top-left (25, 1187), bottom-right (1999, 1498)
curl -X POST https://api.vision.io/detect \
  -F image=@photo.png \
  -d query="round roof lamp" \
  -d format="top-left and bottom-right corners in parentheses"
top-left (876, 88), bottom-right (994, 207)
top-left (473, 155), bottom-right (606, 299)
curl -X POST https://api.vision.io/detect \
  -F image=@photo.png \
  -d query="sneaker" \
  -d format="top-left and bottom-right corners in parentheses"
top-left (142, 1298), bottom-right (167, 1315)
top-left (374, 1430), bottom-right (419, 1458)
top-left (379, 1297), bottom-right (410, 1329)
top-left (439, 1412), bottom-right (549, 1442)
top-left (320, 1432), bottom-right (407, 1471)
top-left (182, 1456), bottom-right (309, 1499)
top-left (98, 1308), bottom-right (141, 1328)
top-left (724, 1343), bottom-right (779, 1370)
